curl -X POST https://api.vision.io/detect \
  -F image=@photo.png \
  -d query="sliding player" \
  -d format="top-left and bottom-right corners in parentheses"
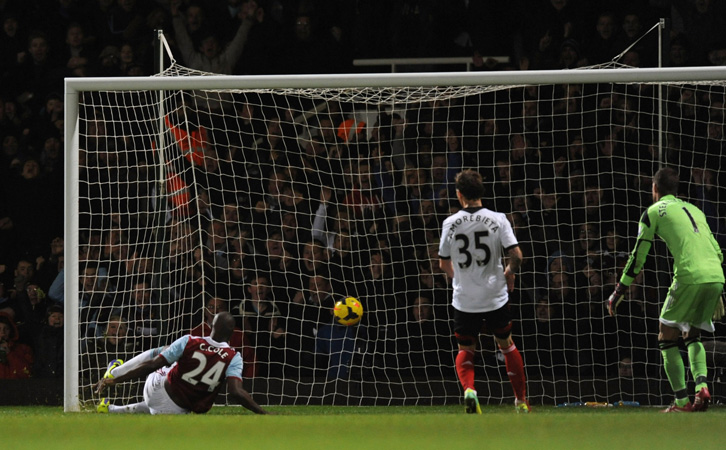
top-left (96, 311), bottom-right (267, 415)
top-left (438, 169), bottom-right (529, 414)
top-left (607, 167), bottom-right (724, 412)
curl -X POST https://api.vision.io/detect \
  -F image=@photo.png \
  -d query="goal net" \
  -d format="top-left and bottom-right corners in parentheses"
top-left (65, 56), bottom-right (726, 411)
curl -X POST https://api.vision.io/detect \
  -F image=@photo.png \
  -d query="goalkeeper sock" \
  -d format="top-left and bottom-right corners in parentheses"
top-left (112, 346), bottom-right (164, 378)
top-left (500, 342), bottom-right (526, 401)
top-left (685, 337), bottom-right (708, 392)
top-left (660, 341), bottom-right (687, 398)
top-left (456, 349), bottom-right (476, 392)
top-left (109, 402), bottom-right (151, 414)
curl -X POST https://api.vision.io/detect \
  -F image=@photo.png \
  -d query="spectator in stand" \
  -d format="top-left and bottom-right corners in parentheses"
top-left (573, 222), bottom-right (604, 271)
top-left (286, 274), bottom-right (336, 376)
top-left (60, 22), bottom-right (95, 78)
top-left (10, 31), bottom-right (65, 115)
top-left (258, 227), bottom-right (295, 301)
top-left (0, 311), bottom-right (32, 378)
top-left (582, 11), bottom-right (620, 65)
top-left (282, 12), bottom-right (349, 74)
top-left (614, 9), bottom-right (657, 67)
top-left (13, 281), bottom-right (51, 344)
top-left (706, 41), bottom-right (726, 66)
top-left (125, 277), bottom-right (163, 347)
top-left (671, 0), bottom-right (726, 66)
top-left (80, 314), bottom-right (137, 384)
top-left (171, 0), bottom-right (256, 74)
top-left (6, 257), bottom-right (35, 307)
top-left (0, 12), bottom-right (26, 88)
top-left (5, 159), bottom-right (63, 259)
top-left (27, 92), bottom-right (63, 151)
top-left (343, 162), bottom-right (383, 226)
top-left (0, 98), bottom-right (28, 139)
top-left (0, 278), bottom-right (11, 317)
top-left (237, 272), bottom-right (285, 377)
top-left (117, 42), bottom-right (143, 76)
top-left (397, 295), bottom-right (454, 378)
top-left (292, 238), bottom-right (330, 291)
top-left (31, 303), bottom-right (63, 378)
top-left (219, 232), bottom-right (256, 302)
top-left (314, 311), bottom-right (364, 380)
top-left (668, 33), bottom-right (695, 67)
top-left (576, 260), bottom-right (606, 311)
top-left (602, 226), bottom-right (630, 270)
top-left (38, 134), bottom-right (63, 183)
top-left (100, 0), bottom-right (148, 49)
top-left (523, 0), bottom-right (587, 70)
top-left (556, 38), bottom-right (584, 69)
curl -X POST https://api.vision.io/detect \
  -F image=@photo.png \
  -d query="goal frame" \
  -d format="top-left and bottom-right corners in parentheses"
top-left (64, 66), bottom-right (726, 411)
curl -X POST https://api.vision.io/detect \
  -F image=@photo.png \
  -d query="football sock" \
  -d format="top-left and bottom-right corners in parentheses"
top-left (500, 343), bottom-right (527, 401)
top-left (112, 346), bottom-right (164, 378)
top-left (455, 349), bottom-right (476, 392)
top-left (685, 338), bottom-right (708, 392)
top-left (109, 402), bottom-right (151, 414)
top-left (660, 341), bottom-right (687, 400)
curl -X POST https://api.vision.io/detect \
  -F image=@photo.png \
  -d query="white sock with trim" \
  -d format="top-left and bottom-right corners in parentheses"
top-left (109, 402), bottom-right (151, 414)
top-left (111, 346), bottom-right (164, 378)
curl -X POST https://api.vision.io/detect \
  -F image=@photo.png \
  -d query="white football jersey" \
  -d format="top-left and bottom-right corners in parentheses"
top-left (438, 206), bottom-right (518, 313)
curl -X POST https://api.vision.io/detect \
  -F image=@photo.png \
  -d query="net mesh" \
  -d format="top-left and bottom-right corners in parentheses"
top-left (74, 60), bottom-right (726, 408)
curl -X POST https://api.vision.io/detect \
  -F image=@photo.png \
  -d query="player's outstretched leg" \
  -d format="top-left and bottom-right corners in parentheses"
top-left (103, 359), bottom-right (124, 379)
top-left (464, 388), bottom-right (482, 414)
top-left (686, 336), bottom-right (710, 412)
top-left (500, 342), bottom-right (530, 413)
top-left (98, 359), bottom-right (124, 413)
top-left (97, 399), bottom-right (152, 414)
top-left (660, 340), bottom-right (692, 412)
top-left (110, 402), bottom-right (152, 414)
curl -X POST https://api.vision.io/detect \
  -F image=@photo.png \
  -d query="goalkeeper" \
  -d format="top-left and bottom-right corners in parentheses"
top-left (607, 167), bottom-right (724, 413)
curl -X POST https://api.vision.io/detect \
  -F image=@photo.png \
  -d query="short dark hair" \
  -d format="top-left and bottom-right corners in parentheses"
top-left (654, 167), bottom-right (679, 196)
top-left (455, 170), bottom-right (485, 200)
top-left (211, 311), bottom-right (235, 343)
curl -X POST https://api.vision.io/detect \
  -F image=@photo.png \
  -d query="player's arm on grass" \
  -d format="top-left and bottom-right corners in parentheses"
top-left (227, 377), bottom-right (269, 414)
top-left (504, 245), bottom-right (522, 293)
top-left (95, 355), bottom-right (168, 394)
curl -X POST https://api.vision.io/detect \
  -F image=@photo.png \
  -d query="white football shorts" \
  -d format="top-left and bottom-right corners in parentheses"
top-left (143, 365), bottom-right (189, 415)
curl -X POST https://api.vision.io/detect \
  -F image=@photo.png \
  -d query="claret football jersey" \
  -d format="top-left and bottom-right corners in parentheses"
top-left (160, 335), bottom-right (243, 413)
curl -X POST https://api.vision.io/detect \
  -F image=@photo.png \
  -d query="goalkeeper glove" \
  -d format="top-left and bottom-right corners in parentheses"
top-left (607, 282), bottom-right (628, 317)
top-left (713, 293), bottom-right (725, 321)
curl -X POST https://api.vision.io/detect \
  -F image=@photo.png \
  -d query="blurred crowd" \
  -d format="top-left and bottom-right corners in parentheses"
top-left (1, 0), bottom-right (725, 384)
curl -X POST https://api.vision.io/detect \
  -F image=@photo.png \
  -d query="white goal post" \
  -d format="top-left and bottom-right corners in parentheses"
top-left (64, 65), bottom-right (726, 412)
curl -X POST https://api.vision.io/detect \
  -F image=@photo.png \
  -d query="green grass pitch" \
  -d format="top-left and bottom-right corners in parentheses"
top-left (2, 404), bottom-right (725, 449)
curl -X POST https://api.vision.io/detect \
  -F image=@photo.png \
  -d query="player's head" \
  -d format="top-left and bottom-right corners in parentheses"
top-left (653, 167), bottom-right (679, 200)
top-left (210, 311), bottom-right (235, 343)
top-left (455, 170), bottom-right (485, 202)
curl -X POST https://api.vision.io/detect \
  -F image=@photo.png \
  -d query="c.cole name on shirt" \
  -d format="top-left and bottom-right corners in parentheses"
top-left (447, 214), bottom-right (499, 240)
top-left (199, 342), bottom-right (229, 359)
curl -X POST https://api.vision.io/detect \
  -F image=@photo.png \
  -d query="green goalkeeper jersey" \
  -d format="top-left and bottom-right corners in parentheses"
top-left (620, 194), bottom-right (724, 286)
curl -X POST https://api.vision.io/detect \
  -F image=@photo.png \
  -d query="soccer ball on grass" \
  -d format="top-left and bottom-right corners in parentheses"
top-left (333, 297), bottom-right (363, 326)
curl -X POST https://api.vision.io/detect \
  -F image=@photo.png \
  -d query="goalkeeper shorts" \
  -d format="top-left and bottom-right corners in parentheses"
top-left (660, 281), bottom-right (724, 333)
